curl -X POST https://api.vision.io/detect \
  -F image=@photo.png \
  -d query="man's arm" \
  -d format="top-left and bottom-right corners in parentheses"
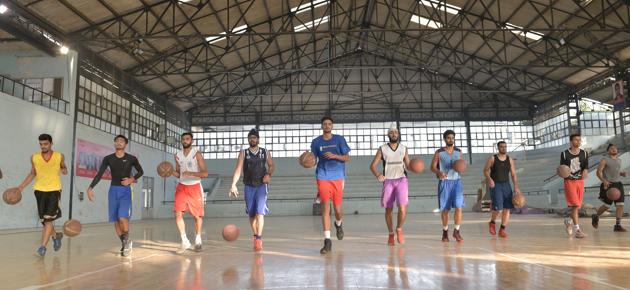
top-left (596, 159), bottom-right (608, 186)
top-left (483, 156), bottom-right (494, 187)
top-left (263, 151), bottom-right (274, 184)
top-left (229, 151), bottom-right (245, 197)
top-left (172, 154), bottom-right (181, 178)
top-left (370, 148), bottom-right (383, 181)
top-left (509, 158), bottom-right (520, 192)
top-left (88, 156), bottom-right (109, 189)
top-left (431, 152), bottom-right (446, 179)
top-left (60, 154), bottom-right (68, 175)
top-left (17, 157), bottom-right (36, 192)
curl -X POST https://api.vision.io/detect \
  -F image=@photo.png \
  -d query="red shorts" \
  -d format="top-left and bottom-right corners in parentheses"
top-left (317, 179), bottom-right (344, 206)
top-left (564, 179), bottom-right (584, 208)
top-left (174, 183), bottom-right (205, 217)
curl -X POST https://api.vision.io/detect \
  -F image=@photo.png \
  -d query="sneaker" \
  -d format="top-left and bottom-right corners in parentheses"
top-left (396, 228), bottom-right (405, 244)
top-left (334, 222), bottom-right (344, 240)
top-left (564, 219), bottom-right (574, 236)
top-left (52, 232), bottom-right (63, 252)
top-left (614, 224), bottom-right (627, 232)
top-left (35, 246), bottom-right (46, 257)
top-left (489, 222), bottom-right (496, 236)
top-left (453, 229), bottom-right (464, 242)
top-left (441, 230), bottom-right (449, 242)
top-left (122, 240), bottom-right (133, 257)
top-left (591, 214), bottom-right (599, 229)
top-left (177, 240), bottom-right (192, 254)
top-left (254, 239), bottom-right (263, 251)
top-left (387, 234), bottom-right (395, 246)
top-left (320, 238), bottom-right (332, 254)
top-left (574, 228), bottom-right (587, 239)
top-left (498, 227), bottom-right (507, 238)
top-left (194, 242), bottom-right (203, 252)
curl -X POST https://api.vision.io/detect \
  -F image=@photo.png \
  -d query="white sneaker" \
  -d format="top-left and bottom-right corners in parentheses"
top-left (564, 219), bottom-right (574, 236)
top-left (575, 228), bottom-right (587, 239)
top-left (177, 240), bottom-right (192, 254)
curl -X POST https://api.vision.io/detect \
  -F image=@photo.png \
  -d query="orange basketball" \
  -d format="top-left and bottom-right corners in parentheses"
top-left (556, 165), bottom-right (571, 178)
top-left (2, 187), bottom-right (21, 205)
top-left (157, 161), bottom-right (174, 178)
top-left (222, 224), bottom-right (240, 242)
top-left (512, 193), bottom-right (526, 208)
top-left (408, 158), bottom-right (425, 173)
top-left (63, 219), bottom-right (82, 237)
top-left (453, 160), bottom-right (467, 174)
top-left (607, 187), bottom-right (621, 201)
top-left (298, 152), bottom-right (316, 168)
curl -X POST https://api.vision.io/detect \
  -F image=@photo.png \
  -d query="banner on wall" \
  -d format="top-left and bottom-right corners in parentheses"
top-left (613, 80), bottom-right (625, 111)
top-left (75, 139), bottom-right (139, 180)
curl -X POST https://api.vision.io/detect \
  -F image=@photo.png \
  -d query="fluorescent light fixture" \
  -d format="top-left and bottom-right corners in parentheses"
top-left (0, 5), bottom-right (8, 14)
top-left (410, 14), bottom-right (442, 29)
top-left (293, 15), bottom-right (329, 32)
top-left (418, 0), bottom-right (461, 15)
top-left (206, 24), bottom-right (248, 44)
top-left (505, 23), bottom-right (543, 41)
top-left (291, 0), bottom-right (329, 14)
top-left (59, 46), bottom-right (69, 54)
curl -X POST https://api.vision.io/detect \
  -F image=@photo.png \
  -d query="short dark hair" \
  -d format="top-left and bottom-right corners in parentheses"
top-left (114, 134), bottom-right (128, 144)
top-left (321, 116), bottom-right (333, 124)
top-left (497, 141), bottom-right (507, 148)
top-left (38, 134), bottom-right (52, 143)
top-left (607, 143), bottom-right (616, 151)
top-left (181, 132), bottom-right (193, 139)
top-left (569, 133), bottom-right (581, 141)
top-left (443, 130), bottom-right (455, 139)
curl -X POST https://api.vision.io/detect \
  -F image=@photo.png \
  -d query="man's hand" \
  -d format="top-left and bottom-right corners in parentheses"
top-left (87, 187), bottom-right (95, 202)
top-left (323, 152), bottom-right (337, 160)
top-left (229, 185), bottom-right (239, 198)
top-left (377, 174), bottom-right (385, 183)
top-left (437, 172), bottom-right (447, 180)
top-left (487, 178), bottom-right (495, 188)
top-left (621, 171), bottom-right (627, 178)
top-left (61, 168), bottom-right (68, 175)
top-left (603, 180), bottom-right (610, 189)
top-left (121, 177), bottom-right (134, 186)
top-left (263, 174), bottom-right (271, 184)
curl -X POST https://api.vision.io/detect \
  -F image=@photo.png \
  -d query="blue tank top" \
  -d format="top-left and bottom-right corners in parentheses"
top-left (437, 147), bottom-right (462, 180)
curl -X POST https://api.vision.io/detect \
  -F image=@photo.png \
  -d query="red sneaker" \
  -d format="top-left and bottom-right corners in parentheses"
top-left (254, 239), bottom-right (263, 251)
top-left (498, 227), bottom-right (507, 238)
top-left (388, 234), bottom-right (395, 246)
top-left (396, 228), bottom-right (405, 244)
top-left (453, 229), bottom-right (464, 242)
top-left (489, 222), bottom-right (496, 236)
top-left (441, 230), bottom-right (449, 242)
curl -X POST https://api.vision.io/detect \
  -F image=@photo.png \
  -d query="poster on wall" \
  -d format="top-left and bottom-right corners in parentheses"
top-left (75, 139), bottom-right (139, 180)
top-left (613, 80), bottom-right (625, 111)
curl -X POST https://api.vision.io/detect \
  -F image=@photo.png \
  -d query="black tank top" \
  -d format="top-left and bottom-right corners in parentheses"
top-left (490, 154), bottom-right (510, 183)
top-left (243, 148), bottom-right (268, 187)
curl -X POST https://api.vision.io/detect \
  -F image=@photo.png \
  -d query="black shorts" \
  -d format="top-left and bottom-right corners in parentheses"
top-left (599, 182), bottom-right (625, 206)
top-left (34, 190), bottom-right (62, 223)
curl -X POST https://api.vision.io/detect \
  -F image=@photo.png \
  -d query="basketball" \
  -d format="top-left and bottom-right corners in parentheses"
top-left (453, 159), bottom-right (467, 173)
top-left (63, 219), bottom-right (82, 237)
top-left (298, 151), bottom-right (316, 168)
top-left (512, 193), bottom-right (527, 208)
top-left (222, 224), bottom-right (240, 242)
top-left (408, 158), bottom-right (425, 173)
top-left (157, 161), bottom-right (174, 177)
top-left (2, 187), bottom-right (22, 205)
top-left (607, 187), bottom-right (621, 201)
top-left (556, 165), bottom-right (571, 178)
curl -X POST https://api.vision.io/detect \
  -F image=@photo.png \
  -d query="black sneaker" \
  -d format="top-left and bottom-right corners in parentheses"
top-left (441, 230), bottom-right (449, 242)
top-left (320, 238), bottom-right (332, 254)
top-left (591, 214), bottom-right (599, 229)
top-left (614, 224), bottom-right (627, 232)
top-left (334, 222), bottom-right (344, 240)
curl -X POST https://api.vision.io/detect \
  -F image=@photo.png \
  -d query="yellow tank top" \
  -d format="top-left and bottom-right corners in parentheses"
top-left (32, 151), bottom-right (62, 191)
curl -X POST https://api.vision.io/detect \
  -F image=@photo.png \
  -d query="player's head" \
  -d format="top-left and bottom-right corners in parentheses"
top-left (114, 135), bottom-right (128, 150)
top-left (248, 128), bottom-right (259, 147)
top-left (569, 133), bottom-right (581, 148)
top-left (387, 123), bottom-right (399, 143)
top-left (607, 143), bottom-right (618, 156)
top-left (321, 116), bottom-right (333, 134)
top-left (497, 141), bottom-right (507, 154)
top-left (181, 132), bottom-right (193, 149)
top-left (38, 134), bottom-right (53, 153)
top-left (443, 130), bottom-right (455, 147)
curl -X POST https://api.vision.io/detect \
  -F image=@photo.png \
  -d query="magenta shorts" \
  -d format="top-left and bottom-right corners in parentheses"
top-left (381, 177), bottom-right (409, 208)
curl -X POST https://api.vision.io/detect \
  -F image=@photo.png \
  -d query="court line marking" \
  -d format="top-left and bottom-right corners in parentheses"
top-left (475, 247), bottom-right (630, 290)
top-left (19, 253), bottom-right (161, 290)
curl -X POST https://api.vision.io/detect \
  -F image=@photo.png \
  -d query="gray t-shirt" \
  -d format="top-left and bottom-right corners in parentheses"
top-left (602, 156), bottom-right (621, 183)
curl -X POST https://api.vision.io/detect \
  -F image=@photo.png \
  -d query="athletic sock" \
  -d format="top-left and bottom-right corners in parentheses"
top-left (181, 233), bottom-right (188, 243)
top-left (490, 220), bottom-right (495, 224)
top-left (454, 224), bottom-right (461, 231)
top-left (324, 231), bottom-right (331, 239)
top-left (335, 220), bottom-right (342, 226)
top-left (443, 226), bottom-right (448, 231)
top-left (255, 235), bottom-right (262, 240)
top-left (194, 234), bottom-right (201, 244)
top-left (616, 218), bottom-right (621, 226)
top-left (500, 224), bottom-right (506, 229)
top-left (574, 224), bottom-right (580, 231)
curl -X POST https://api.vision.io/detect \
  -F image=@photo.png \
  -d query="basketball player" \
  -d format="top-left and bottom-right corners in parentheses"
top-left (592, 143), bottom-right (626, 232)
top-left (370, 124), bottom-right (411, 245)
top-left (87, 135), bottom-right (144, 256)
top-left (172, 132), bottom-right (208, 253)
top-left (229, 128), bottom-right (274, 251)
top-left (483, 141), bottom-right (520, 238)
top-left (430, 130), bottom-right (465, 242)
top-left (560, 133), bottom-right (589, 239)
top-left (17, 134), bottom-right (68, 257)
top-left (310, 116), bottom-right (350, 254)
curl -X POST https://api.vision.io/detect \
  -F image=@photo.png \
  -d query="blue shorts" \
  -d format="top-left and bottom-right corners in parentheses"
top-left (490, 182), bottom-right (514, 210)
top-left (108, 186), bottom-right (132, 222)
top-left (438, 179), bottom-right (464, 211)
top-left (244, 184), bottom-right (269, 217)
